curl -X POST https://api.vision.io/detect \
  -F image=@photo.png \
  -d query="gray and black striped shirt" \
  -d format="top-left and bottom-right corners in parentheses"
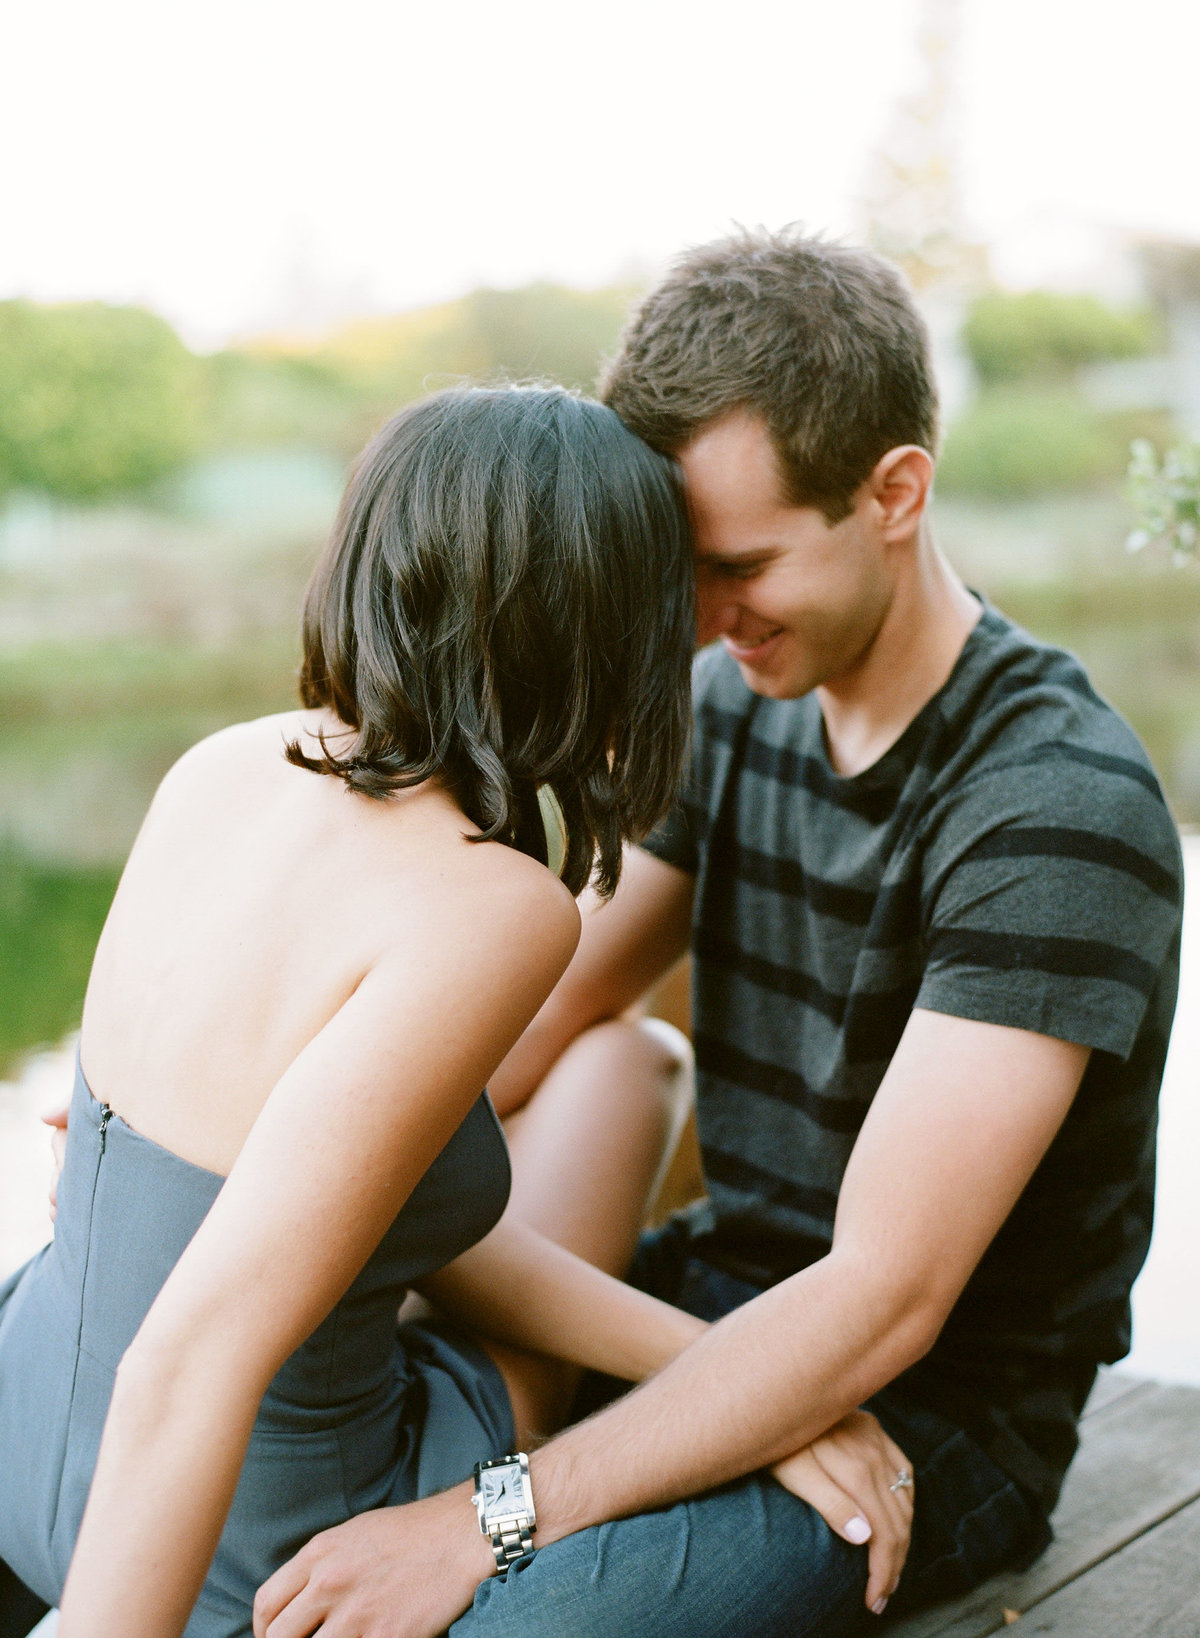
top-left (644, 603), bottom-right (1184, 1515)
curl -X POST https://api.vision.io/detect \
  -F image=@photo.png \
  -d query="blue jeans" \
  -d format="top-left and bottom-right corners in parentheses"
top-left (450, 1219), bottom-right (1050, 1637)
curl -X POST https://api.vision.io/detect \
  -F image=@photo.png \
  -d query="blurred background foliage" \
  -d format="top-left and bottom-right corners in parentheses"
top-left (961, 290), bottom-right (1161, 383)
top-left (1, 276), bottom-right (1198, 1073)
top-left (938, 289), bottom-right (1168, 498)
top-left (0, 301), bottom-right (204, 500)
top-left (0, 282), bottom-right (639, 502)
top-left (0, 282), bottom-right (1173, 508)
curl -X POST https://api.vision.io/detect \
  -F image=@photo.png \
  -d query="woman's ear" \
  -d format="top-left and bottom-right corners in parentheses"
top-left (869, 445), bottom-right (935, 541)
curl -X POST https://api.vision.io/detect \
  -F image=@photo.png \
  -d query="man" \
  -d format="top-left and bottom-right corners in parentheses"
top-left (256, 230), bottom-right (1184, 1637)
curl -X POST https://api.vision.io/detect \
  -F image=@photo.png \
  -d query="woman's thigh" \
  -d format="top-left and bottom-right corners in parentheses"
top-left (450, 1475), bottom-right (869, 1638)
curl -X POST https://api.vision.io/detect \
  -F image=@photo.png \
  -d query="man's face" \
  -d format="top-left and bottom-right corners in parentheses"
top-left (678, 411), bottom-right (894, 701)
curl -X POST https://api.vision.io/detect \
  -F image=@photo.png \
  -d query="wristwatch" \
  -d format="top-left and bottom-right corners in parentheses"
top-left (472, 1452), bottom-right (537, 1570)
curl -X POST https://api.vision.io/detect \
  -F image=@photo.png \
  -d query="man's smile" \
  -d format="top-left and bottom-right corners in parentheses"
top-left (722, 629), bottom-right (785, 664)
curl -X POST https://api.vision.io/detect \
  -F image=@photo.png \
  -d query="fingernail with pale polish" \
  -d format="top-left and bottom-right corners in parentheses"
top-left (844, 1515), bottom-right (872, 1544)
top-left (872, 1597), bottom-right (889, 1615)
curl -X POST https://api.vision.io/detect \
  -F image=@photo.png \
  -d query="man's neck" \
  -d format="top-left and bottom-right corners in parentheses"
top-left (816, 532), bottom-right (981, 778)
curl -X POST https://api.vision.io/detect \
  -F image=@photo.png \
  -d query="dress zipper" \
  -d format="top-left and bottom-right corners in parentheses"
top-left (98, 1103), bottom-right (113, 1154)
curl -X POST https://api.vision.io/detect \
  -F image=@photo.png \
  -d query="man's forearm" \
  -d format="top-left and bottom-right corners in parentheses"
top-left (527, 1248), bottom-right (937, 1545)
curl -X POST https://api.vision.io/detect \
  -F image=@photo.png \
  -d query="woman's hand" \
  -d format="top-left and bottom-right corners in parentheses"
top-left (770, 1410), bottom-right (914, 1616)
top-left (42, 1100), bottom-right (69, 1223)
top-left (254, 1485), bottom-right (490, 1638)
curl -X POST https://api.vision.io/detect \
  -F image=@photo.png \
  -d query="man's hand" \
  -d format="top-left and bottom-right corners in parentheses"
top-left (770, 1411), bottom-right (913, 1616)
top-left (42, 1100), bottom-right (69, 1223)
top-left (253, 1484), bottom-right (494, 1638)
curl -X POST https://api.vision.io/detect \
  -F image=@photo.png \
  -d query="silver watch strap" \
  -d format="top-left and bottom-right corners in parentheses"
top-left (487, 1519), bottom-right (535, 1570)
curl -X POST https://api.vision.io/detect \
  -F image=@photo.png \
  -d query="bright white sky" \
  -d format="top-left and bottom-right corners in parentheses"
top-left (3, 0), bottom-right (1197, 348)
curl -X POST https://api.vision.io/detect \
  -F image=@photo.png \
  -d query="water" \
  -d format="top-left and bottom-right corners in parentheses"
top-left (2, 839), bottom-right (1198, 1382)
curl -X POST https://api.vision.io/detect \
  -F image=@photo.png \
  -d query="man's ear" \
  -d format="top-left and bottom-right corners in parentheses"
top-left (868, 446), bottom-right (934, 540)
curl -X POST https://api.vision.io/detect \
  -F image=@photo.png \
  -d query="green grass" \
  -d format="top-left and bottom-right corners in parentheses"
top-left (0, 633), bottom-right (299, 728)
top-left (0, 844), bottom-right (120, 1074)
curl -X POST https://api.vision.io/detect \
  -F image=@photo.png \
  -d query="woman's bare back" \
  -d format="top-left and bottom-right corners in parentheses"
top-left (79, 709), bottom-right (506, 1176)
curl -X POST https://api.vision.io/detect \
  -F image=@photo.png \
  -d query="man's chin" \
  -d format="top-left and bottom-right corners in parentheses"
top-left (720, 637), bottom-right (810, 700)
top-left (731, 661), bottom-right (812, 701)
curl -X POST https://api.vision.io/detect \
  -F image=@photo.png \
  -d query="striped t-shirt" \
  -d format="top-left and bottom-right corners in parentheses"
top-left (643, 604), bottom-right (1184, 1515)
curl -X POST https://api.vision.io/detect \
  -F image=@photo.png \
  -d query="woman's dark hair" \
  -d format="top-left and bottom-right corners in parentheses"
top-left (287, 385), bottom-right (694, 897)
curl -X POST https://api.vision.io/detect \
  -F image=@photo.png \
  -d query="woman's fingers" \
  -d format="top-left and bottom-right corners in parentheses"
top-left (771, 1441), bottom-right (902, 1613)
top-left (42, 1103), bottom-right (68, 1223)
top-left (785, 1408), bottom-right (910, 1611)
top-left (804, 1413), bottom-right (915, 1614)
top-left (770, 1447), bottom-right (873, 1543)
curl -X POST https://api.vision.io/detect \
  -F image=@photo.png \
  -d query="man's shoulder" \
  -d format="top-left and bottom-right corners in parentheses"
top-left (928, 605), bottom-right (1182, 886)
top-left (942, 605), bottom-right (1164, 795)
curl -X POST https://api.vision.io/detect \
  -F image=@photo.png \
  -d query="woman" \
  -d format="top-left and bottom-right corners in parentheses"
top-left (0, 386), bottom-right (910, 1638)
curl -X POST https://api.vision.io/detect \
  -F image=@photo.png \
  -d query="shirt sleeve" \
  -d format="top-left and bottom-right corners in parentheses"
top-left (639, 796), bottom-right (700, 875)
top-left (915, 753), bottom-right (1184, 1059)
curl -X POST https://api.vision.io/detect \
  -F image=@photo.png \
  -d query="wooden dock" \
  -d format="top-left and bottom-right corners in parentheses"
top-left (891, 1373), bottom-right (1200, 1637)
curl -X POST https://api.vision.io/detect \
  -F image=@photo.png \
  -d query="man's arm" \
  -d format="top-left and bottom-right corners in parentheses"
top-left (523, 1008), bottom-right (1089, 1535)
top-left (256, 1008), bottom-right (1088, 1638)
top-left (488, 846), bottom-right (694, 1116)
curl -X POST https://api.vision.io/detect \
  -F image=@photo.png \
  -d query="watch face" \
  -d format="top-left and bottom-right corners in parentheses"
top-left (482, 1463), bottom-right (525, 1515)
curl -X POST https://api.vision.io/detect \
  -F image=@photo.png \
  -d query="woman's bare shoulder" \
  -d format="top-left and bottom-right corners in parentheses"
top-left (142, 711), bottom-right (581, 969)
top-left (376, 791), bottom-right (582, 965)
top-left (156, 710), bottom-right (314, 785)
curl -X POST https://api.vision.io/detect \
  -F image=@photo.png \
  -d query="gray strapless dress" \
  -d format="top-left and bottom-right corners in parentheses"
top-left (0, 1055), bottom-right (514, 1637)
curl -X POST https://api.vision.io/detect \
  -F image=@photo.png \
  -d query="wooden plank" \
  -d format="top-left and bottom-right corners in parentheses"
top-left (1004, 1496), bottom-right (1200, 1635)
top-left (888, 1381), bottom-right (1200, 1638)
top-left (1079, 1368), bottom-right (1150, 1419)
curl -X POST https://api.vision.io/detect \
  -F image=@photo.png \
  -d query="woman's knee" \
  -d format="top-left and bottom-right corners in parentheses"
top-left (581, 1015), bottom-right (693, 1135)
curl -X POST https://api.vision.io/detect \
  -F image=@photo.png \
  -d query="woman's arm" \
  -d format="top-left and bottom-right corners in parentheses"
top-left (418, 1214), bottom-right (706, 1381)
top-left (57, 856), bottom-right (581, 1638)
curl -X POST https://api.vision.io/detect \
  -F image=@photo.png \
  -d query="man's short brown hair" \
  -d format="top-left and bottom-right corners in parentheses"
top-left (601, 227), bottom-right (939, 522)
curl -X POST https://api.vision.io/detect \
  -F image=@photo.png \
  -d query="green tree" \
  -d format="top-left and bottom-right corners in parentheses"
top-left (200, 348), bottom-right (364, 457)
top-left (963, 290), bottom-right (1160, 385)
top-left (0, 300), bottom-right (203, 501)
top-left (453, 282), bottom-right (636, 390)
top-left (208, 283), bottom-right (639, 458)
